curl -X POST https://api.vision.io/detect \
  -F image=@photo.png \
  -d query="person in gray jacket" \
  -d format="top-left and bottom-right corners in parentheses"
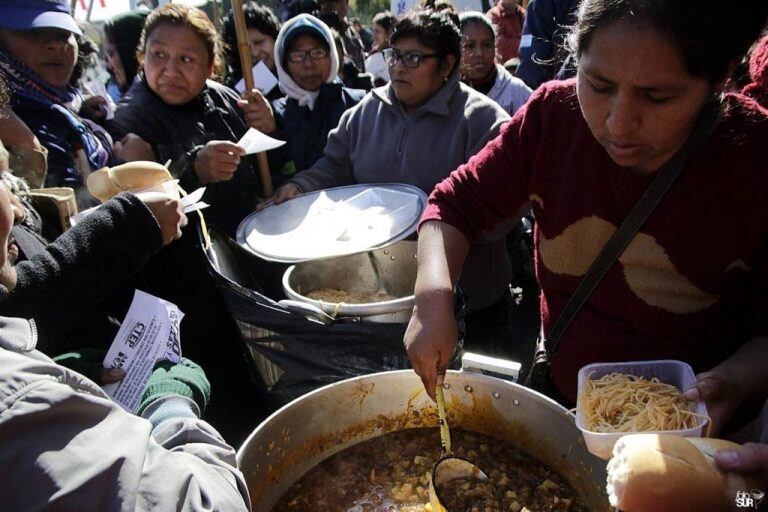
top-left (266, 10), bottom-right (513, 315)
top-left (459, 12), bottom-right (532, 116)
top-left (0, 177), bottom-right (250, 511)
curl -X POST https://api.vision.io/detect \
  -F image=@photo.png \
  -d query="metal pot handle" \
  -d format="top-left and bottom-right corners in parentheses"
top-left (278, 300), bottom-right (336, 324)
top-left (460, 352), bottom-right (521, 382)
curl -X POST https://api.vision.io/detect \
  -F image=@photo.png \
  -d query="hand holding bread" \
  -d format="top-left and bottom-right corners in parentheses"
top-left (716, 442), bottom-right (768, 490)
top-left (136, 191), bottom-right (187, 246)
top-left (607, 433), bottom-right (762, 512)
top-left (86, 161), bottom-right (186, 246)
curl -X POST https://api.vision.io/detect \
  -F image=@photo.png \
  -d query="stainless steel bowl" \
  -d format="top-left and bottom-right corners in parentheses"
top-left (282, 240), bottom-right (417, 323)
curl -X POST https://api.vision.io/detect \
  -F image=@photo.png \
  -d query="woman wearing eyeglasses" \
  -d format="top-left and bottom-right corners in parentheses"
top-left (263, 14), bottom-right (366, 178)
top-left (265, 10), bottom-right (513, 328)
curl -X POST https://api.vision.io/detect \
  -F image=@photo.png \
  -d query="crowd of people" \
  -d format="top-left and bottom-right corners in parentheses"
top-left (0, 0), bottom-right (767, 508)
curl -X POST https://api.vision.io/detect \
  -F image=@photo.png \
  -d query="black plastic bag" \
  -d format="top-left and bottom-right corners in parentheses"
top-left (201, 227), bottom-right (463, 406)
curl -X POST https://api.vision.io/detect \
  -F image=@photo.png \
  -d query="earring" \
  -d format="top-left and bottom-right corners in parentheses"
top-left (443, 75), bottom-right (449, 82)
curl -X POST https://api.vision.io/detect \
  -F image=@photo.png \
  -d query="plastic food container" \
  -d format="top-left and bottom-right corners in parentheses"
top-left (575, 360), bottom-right (709, 460)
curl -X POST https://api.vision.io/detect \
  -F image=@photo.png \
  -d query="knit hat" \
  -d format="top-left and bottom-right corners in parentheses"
top-left (137, 358), bottom-right (211, 416)
top-left (0, 0), bottom-right (82, 35)
top-left (103, 8), bottom-right (150, 93)
top-left (274, 13), bottom-right (339, 110)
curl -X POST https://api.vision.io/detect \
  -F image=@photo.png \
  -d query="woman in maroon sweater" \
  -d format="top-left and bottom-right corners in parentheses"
top-left (405, 0), bottom-right (768, 438)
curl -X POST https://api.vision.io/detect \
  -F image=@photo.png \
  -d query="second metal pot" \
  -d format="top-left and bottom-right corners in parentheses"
top-left (282, 240), bottom-right (417, 323)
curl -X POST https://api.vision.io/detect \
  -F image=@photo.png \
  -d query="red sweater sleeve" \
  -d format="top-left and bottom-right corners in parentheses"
top-left (420, 84), bottom-right (545, 242)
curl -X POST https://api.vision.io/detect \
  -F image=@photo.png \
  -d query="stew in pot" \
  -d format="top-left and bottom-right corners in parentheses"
top-left (273, 427), bottom-right (587, 512)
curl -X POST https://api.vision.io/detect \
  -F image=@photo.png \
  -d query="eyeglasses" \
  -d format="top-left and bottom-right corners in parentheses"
top-left (383, 48), bottom-right (440, 69)
top-left (286, 47), bottom-right (329, 63)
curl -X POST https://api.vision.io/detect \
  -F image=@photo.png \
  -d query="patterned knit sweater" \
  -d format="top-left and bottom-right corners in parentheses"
top-left (422, 80), bottom-right (768, 403)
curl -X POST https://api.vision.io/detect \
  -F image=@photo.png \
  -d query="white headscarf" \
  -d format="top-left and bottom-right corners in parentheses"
top-left (274, 14), bottom-right (340, 110)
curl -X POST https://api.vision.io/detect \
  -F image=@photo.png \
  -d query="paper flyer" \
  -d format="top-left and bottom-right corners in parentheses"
top-left (237, 127), bottom-right (286, 155)
top-left (235, 61), bottom-right (279, 94)
top-left (103, 290), bottom-right (184, 412)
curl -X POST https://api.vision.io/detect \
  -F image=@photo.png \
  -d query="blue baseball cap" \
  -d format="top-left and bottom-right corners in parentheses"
top-left (0, 0), bottom-right (82, 35)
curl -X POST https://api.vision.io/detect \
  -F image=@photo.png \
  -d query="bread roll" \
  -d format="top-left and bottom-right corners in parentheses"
top-left (607, 433), bottom-right (759, 512)
top-left (87, 161), bottom-right (173, 203)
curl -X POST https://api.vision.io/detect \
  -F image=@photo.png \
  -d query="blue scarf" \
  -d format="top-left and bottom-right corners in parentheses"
top-left (0, 51), bottom-right (109, 171)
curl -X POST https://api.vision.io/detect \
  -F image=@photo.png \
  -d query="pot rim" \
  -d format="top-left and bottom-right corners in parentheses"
top-left (282, 265), bottom-right (415, 316)
top-left (236, 369), bottom-right (568, 463)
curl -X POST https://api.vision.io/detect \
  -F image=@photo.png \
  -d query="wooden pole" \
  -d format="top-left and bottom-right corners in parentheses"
top-left (231, 0), bottom-right (274, 197)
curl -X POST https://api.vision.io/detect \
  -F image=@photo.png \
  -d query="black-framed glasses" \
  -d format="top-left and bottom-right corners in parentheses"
top-left (383, 48), bottom-right (440, 68)
top-left (287, 47), bottom-right (329, 63)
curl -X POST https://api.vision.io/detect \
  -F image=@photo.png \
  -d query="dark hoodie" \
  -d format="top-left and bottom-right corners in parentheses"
top-left (103, 8), bottom-right (150, 95)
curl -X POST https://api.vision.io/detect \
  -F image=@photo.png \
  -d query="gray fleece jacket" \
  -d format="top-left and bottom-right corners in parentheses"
top-left (291, 72), bottom-right (513, 309)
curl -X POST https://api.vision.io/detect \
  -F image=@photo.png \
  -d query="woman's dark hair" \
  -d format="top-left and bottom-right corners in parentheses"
top-left (390, 10), bottom-right (462, 73)
top-left (70, 34), bottom-right (97, 86)
top-left (104, 8), bottom-right (150, 92)
top-left (568, 0), bottom-right (768, 84)
top-left (458, 12), bottom-right (496, 42)
top-left (138, 4), bottom-right (222, 70)
top-left (372, 11), bottom-right (397, 33)
top-left (221, 2), bottom-right (281, 80)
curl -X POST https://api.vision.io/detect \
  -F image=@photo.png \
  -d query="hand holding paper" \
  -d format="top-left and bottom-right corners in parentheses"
top-left (194, 140), bottom-right (246, 183)
top-left (103, 290), bottom-right (184, 412)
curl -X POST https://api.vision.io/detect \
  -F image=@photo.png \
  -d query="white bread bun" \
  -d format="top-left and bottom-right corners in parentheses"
top-left (607, 433), bottom-right (758, 512)
top-left (87, 161), bottom-right (173, 203)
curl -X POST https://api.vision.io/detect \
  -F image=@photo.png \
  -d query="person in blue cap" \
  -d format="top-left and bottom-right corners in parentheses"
top-left (0, 0), bottom-right (153, 208)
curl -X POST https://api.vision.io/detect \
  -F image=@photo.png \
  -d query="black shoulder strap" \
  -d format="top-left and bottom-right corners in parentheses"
top-left (543, 102), bottom-right (722, 358)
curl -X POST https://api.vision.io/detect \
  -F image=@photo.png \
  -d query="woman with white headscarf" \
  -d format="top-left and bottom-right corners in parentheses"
top-left (268, 14), bottom-right (365, 174)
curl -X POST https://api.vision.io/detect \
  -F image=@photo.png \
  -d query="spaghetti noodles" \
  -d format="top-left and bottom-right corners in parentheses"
top-left (580, 373), bottom-right (710, 434)
top-left (306, 288), bottom-right (394, 304)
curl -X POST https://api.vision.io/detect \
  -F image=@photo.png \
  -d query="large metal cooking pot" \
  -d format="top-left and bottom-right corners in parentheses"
top-left (238, 369), bottom-right (610, 511)
top-left (282, 240), bottom-right (417, 323)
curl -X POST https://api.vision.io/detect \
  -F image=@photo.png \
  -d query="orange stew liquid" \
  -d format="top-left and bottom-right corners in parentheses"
top-left (273, 428), bottom-right (587, 512)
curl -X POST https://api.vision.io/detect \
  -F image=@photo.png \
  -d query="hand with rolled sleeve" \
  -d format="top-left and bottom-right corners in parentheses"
top-left (404, 221), bottom-right (470, 401)
top-left (193, 141), bottom-right (246, 184)
top-left (237, 89), bottom-right (276, 135)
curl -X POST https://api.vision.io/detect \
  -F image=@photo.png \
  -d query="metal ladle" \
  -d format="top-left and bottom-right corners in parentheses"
top-left (367, 251), bottom-right (387, 297)
top-left (427, 385), bottom-right (498, 512)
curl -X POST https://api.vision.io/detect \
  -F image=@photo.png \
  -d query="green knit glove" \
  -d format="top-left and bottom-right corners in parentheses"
top-left (137, 358), bottom-right (211, 416)
top-left (54, 349), bottom-right (109, 383)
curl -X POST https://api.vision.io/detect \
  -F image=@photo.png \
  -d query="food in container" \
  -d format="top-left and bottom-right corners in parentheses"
top-left (575, 360), bottom-right (710, 460)
top-left (306, 288), bottom-right (395, 304)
